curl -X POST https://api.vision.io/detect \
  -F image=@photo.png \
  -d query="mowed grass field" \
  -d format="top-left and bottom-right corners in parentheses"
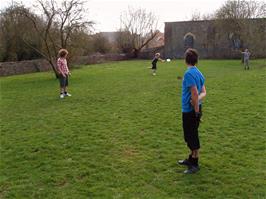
top-left (0, 59), bottom-right (266, 199)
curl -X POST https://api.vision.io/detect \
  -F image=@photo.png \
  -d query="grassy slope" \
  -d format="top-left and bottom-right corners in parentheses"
top-left (0, 59), bottom-right (266, 199)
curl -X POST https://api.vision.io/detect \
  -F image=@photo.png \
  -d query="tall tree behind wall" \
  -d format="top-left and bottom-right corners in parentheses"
top-left (0, 4), bottom-right (42, 62)
top-left (22, 0), bottom-right (94, 76)
top-left (118, 7), bottom-right (159, 58)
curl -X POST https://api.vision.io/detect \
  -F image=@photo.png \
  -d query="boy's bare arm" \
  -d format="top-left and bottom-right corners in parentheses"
top-left (198, 85), bottom-right (206, 101)
top-left (67, 64), bottom-right (71, 75)
top-left (158, 58), bottom-right (165, 62)
top-left (190, 85), bottom-right (206, 107)
top-left (191, 86), bottom-right (199, 113)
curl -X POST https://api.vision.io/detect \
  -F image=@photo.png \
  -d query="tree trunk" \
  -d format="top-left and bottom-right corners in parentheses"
top-left (49, 60), bottom-right (59, 78)
top-left (22, 38), bottom-right (58, 78)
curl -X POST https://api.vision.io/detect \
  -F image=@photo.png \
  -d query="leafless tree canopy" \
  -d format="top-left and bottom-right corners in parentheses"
top-left (215, 0), bottom-right (266, 19)
top-left (21, 0), bottom-right (94, 75)
top-left (118, 7), bottom-right (159, 57)
top-left (0, 4), bottom-right (42, 61)
top-left (190, 0), bottom-right (266, 21)
top-left (56, 0), bottom-right (94, 48)
top-left (191, 11), bottom-right (214, 21)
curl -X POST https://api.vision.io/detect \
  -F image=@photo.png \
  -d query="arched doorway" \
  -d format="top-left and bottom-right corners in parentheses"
top-left (184, 32), bottom-right (196, 49)
top-left (229, 33), bottom-right (241, 49)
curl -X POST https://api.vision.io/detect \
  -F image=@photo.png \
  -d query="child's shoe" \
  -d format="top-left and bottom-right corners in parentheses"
top-left (60, 93), bottom-right (64, 99)
top-left (178, 155), bottom-right (192, 166)
top-left (64, 92), bottom-right (72, 97)
top-left (184, 165), bottom-right (200, 174)
top-left (178, 159), bottom-right (191, 166)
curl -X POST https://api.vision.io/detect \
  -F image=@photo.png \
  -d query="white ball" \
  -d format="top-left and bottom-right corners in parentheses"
top-left (166, 59), bottom-right (171, 62)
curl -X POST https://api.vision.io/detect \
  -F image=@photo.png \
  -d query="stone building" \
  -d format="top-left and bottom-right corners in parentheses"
top-left (164, 19), bottom-right (266, 59)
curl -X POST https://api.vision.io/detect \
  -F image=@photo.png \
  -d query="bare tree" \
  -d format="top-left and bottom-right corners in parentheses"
top-left (22, 0), bottom-right (94, 77)
top-left (116, 31), bottom-right (132, 54)
top-left (191, 11), bottom-right (214, 21)
top-left (191, 11), bottom-right (202, 21)
top-left (118, 7), bottom-right (159, 57)
top-left (56, 0), bottom-right (94, 49)
top-left (215, 0), bottom-right (266, 19)
top-left (0, 3), bottom-right (42, 61)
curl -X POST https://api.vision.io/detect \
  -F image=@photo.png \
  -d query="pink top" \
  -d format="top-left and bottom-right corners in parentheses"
top-left (57, 58), bottom-right (69, 75)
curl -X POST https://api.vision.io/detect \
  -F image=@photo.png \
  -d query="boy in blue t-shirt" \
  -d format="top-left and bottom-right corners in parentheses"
top-left (178, 48), bottom-right (206, 174)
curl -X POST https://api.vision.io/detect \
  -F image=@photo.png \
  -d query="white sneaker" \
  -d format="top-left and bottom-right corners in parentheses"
top-left (153, 73), bottom-right (156, 76)
top-left (60, 94), bottom-right (64, 99)
top-left (64, 92), bottom-right (72, 97)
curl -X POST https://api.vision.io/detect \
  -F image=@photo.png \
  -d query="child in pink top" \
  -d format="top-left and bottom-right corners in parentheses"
top-left (57, 49), bottom-right (71, 99)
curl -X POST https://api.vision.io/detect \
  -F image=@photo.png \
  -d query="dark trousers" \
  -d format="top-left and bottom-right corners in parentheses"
top-left (59, 74), bottom-right (69, 87)
top-left (182, 106), bottom-right (202, 150)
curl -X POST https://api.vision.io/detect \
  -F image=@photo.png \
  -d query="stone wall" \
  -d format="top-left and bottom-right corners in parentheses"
top-left (164, 19), bottom-right (266, 59)
top-left (72, 53), bottom-right (127, 65)
top-left (138, 46), bottom-right (165, 59)
top-left (0, 59), bottom-right (51, 77)
top-left (0, 53), bottom-right (128, 77)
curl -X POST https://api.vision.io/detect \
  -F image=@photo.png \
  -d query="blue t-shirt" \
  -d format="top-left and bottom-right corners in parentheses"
top-left (182, 66), bottom-right (205, 112)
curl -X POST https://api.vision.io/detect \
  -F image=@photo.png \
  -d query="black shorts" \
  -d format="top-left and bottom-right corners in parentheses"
top-left (152, 64), bottom-right (157, 70)
top-left (182, 106), bottom-right (202, 150)
top-left (59, 74), bottom-right (69, 87)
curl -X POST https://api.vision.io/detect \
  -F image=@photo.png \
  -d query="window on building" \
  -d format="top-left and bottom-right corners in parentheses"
top-left (229, 33), bottom-right (241, 49)
top-left (184, 34), bottom-right (194, 49)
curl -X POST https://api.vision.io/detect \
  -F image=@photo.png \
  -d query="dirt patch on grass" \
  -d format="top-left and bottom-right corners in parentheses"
top-left (56, 178), bottom-right (68, 187)
top-left (121, 146), bottom-right (139, 159)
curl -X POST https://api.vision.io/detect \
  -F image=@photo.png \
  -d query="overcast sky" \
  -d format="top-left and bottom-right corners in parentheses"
top-left (0, 0), bottom-right (227, 32)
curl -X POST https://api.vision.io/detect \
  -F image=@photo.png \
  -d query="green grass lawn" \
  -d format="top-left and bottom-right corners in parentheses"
top-left (1, 59), bottom-right (266, 199)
